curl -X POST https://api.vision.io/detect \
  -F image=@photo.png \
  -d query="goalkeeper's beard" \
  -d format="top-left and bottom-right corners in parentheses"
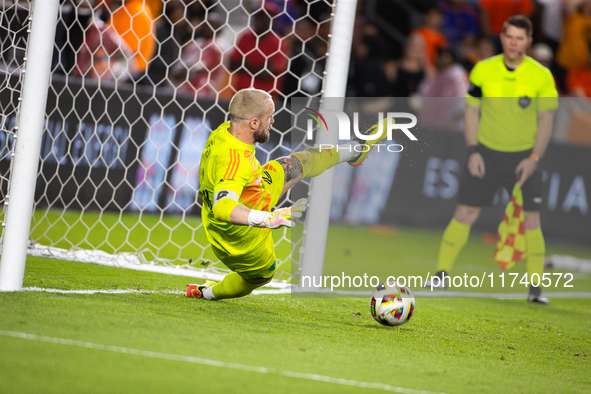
top-left (254, 124), bottom-right (271, 144)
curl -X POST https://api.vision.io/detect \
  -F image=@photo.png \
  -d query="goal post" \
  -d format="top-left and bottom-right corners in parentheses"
top-left (299, 0), bottom-right (357, 289)
top-left (0, 0), bottom-right (355, 290)
top-left (0, 0), bottom-right (60, 291)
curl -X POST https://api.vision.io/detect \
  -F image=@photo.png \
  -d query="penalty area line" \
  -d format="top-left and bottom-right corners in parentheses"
top-left (0, 330), bottom-right (447, 394)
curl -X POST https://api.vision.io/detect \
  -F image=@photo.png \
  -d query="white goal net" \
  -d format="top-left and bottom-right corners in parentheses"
top-left (1, 1), bottom-right (30, 213)
top-left (0, 0), bottom-right (336, 286)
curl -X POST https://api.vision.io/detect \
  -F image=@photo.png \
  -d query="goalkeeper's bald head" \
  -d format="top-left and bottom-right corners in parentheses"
top-left (229, 88), bottom-right (273, 122)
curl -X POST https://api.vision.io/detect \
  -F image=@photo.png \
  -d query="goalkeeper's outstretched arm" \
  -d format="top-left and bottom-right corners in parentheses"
top-left (212, 194), bottom-right (307, 229)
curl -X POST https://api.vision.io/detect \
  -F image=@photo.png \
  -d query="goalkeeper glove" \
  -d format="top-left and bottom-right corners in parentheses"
top-left (247, 198), bottom-right (308, 229)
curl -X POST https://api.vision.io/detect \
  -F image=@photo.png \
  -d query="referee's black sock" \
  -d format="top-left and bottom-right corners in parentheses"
top-left (529, 284), bottom-right (542, 298)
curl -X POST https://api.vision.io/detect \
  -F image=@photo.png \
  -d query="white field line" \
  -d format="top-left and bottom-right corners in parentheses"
top-left (0, 330), bottom-right (447, 394)
top-left (21, 286), bottom-right (291, 295)
top-left (290, 288), bottom-right (591, 298)
top-left (20, 287), bottom-right (591, 298)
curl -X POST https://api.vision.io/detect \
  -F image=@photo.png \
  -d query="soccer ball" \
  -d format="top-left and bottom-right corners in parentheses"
top-left (369, 282), bottom-right (415, 326)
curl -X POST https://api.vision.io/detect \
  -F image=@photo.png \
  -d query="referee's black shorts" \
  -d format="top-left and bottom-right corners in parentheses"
top-left (458, 144), bottom-right (543, 212)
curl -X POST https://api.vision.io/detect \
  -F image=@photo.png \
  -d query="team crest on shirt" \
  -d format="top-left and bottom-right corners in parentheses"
top-left (518, 96), bottom-right (531, 109)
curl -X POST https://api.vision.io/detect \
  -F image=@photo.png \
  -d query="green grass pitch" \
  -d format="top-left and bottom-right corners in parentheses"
top-left (1, 216), bottom-right (590, 393)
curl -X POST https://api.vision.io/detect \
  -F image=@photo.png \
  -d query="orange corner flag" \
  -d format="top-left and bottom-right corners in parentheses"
top-left (494, 183), bottom-right (527, 270)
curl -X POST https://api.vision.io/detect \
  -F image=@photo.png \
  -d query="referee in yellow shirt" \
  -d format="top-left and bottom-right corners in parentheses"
top-left (428, 16), bottom-right (558, 304)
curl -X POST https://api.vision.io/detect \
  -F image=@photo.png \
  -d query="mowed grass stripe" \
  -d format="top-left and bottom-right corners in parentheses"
top-left (2, 257), bottom-right (591, 393)
top-left (0, 330), bottom-right (447, 394)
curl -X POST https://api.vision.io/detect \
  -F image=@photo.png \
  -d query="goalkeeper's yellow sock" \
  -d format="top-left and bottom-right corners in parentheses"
top-left (211, 272), bottom-right (262, 300)
top-left (291, 142), bottom-right (359, 178)
top-left (525, 227), bottom-right (545, 282)
top-left (436, 219), bottom-right (471, 272)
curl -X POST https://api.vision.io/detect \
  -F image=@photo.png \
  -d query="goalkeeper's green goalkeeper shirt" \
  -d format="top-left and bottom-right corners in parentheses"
top-left (198, 121), bottom-right (278, 272)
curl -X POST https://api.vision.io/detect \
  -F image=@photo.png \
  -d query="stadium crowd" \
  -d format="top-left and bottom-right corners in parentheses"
top-left (4, 0), bottom-right (591, 104)
top-left (47, 0), bottom-right (591, 98)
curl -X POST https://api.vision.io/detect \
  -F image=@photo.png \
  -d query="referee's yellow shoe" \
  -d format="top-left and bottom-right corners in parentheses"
top-left (348, 117), bottom-right (391, 167)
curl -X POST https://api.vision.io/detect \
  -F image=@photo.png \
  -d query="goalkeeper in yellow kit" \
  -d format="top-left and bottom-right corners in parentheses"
top-left (187, 88), bottom-right (386, 300)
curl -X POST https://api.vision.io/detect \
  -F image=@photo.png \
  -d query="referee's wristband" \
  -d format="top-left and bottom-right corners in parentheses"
top-left (467, 146), bottom-right (478, 156)
top-left (529, 153), bottom-right (540, 163)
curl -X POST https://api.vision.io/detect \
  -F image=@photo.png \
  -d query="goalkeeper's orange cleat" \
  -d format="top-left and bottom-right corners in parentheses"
top-left (186, 281), bottom-right (216, 298)
top-left (348, 116), bottom-right (391, 167)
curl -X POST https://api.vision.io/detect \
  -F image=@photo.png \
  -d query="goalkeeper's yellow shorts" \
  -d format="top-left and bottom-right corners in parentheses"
top-left (214, 234), bottom-right (277, 279)
top-left (214, 160), bottom-right (285, 280)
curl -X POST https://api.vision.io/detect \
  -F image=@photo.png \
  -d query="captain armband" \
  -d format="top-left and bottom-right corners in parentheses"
top-left (212, 190), bottom-right (240, 222)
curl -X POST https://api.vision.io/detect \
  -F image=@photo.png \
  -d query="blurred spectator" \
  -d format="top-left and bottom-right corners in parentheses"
top-left (142, 0), bottom-right (185, 89)
top-left (556, 0), bottom-right (591, 71)
top-left (419, 46), bottom-right (469, 131)
top-left (439, 0), bottom-right (479, 46)
top-left (387, 34), bottom-right (430, 97)
top-left (173, 13), bottom-right (225, 99)
top-left (566, 55), bottom-right (591, 97)
top-left (531, 42), bottom-right (553, 67)
top-left (229, 3), bottom-right (289, 99)
top-left (531, 43), bottom-right (562, 94)
top-left (351, 0), bottom-right (370, 54)
top-left (537, 0), bottom-right (566, 93)
top-left (53, 1), bottom-right (92, 75)
top-left (74, 1), bottom-right (133, 82)
top-left (420, 46), bottom-right (469, 97)
top-left (185, 0), bottom-right (217, 38)
top-left (479, 0), bottom-right (534, 42)
top-left (556, 0), bottom-right (591, 93)
top-left (349, 33), bottom-right (390, 97)
top-left (108, 0), bottom-right (156, 77)
top-left (366, 0), bottom-right (414, 58)
top-left (463, 36), bottom-right (497, 69)
top-left (0, 1), bottom-right (35, 67)
top-left (283, 16), bottom-right (327, 98)
top-left (413, 7), bottom-right (449, 66)
top-left (477, 36), bottom-right (497, 59)
top-left (265, 0), bottom-right (300, 35)
top-left (75, 0), bottom-right (156, 82)
top-left (537, 0), bottom-right (563, 53)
